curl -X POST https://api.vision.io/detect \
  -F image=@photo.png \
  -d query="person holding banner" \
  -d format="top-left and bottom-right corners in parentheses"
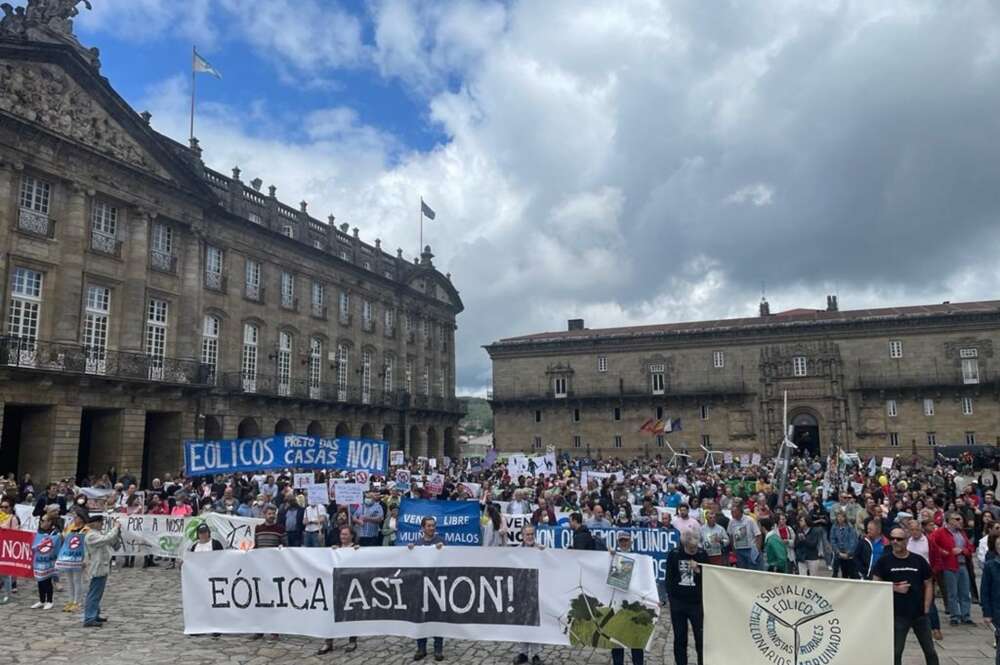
top-left (609, 532), bottom-right (646, 665)
top-left (514, 524), bottom-right (545, 665)
top-left (407, 516), bottom-right (445, 661)
top-left (0, 497), bottom-right (19, 604)
top-left (317, 526), bottom-right (361, 656)
top-left (56, 509), bottom-right (87, 611)
top-left (665, 530), bottom-right (707, 665)
top-left (82, 512), bottom-right (120, 627)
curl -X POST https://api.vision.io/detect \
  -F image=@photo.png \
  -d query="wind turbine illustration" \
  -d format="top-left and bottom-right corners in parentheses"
top-left (775, 390), bottom-right (797, 498)
top-left (665, 441), bottom-right (690, 468)
top-left (699, 444), bottom-right (719, 469)
top-left (753, 603), bottom-right (834, 665)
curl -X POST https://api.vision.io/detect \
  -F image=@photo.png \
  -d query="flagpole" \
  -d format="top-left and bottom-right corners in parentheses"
top-left (419, 196), bottom-right (423, 255)
top-left (189, 45), bottom-right (196, 141)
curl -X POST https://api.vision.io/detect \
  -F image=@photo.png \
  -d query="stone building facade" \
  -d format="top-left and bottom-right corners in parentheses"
top-left (0, 16), bottom-right (463, 486)
top-left (486, 298), bottom-right (1000, 459)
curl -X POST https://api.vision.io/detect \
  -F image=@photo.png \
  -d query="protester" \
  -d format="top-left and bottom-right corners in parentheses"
top-left (665, 530), bottom-right (707, 665)
top-left (980, 533), bottom-right (1000, 664)
top-left (82, 512), bottom-right (120, 627)
top-left (408, 516), bottom-right (445, 661)
top-left (907, 519), bottom-right (943, 641)
top-left (699, 509), bottom-right (729, 566)
top-left (304, 498), bottom-right (327, 547)
top-left (795, 515), bottom-right (823, 576)
top-left (830, 509), bottom-right (859, 579)
top-left (727, 500), bottom-right (761, 569)
top-left (30, 515), bottom-right (61, 609)
top-left (931, 511), bottom-right (974, 625)
top-left (854, 519), bottom-right (887, 580)
top-left (354, 491), bottom-right (385, 547)
top-left (317, 526), bottom-right (360, 656)
top-left (514, 524), bottom-right (545, 665)
top-left (609, 532), bottom-right (646, 665)
top-left (189, 523), bottom-right (224, 552)
top-left (873, 526), bottom-right (940, 665)
top-left (0, 497), bottom-right (19, 604)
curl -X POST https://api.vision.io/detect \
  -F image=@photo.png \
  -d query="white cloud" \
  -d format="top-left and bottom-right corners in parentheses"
top-left (726, 183), bottom-right (775, 207)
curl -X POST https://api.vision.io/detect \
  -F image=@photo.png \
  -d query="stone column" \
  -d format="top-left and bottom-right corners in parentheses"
top-left (0, 162), bottom-right (17, 291)
top-left (120, 210), bottom-right (150, 352)
top-left (52, 183), bottom-right (88, 343)
top-left (175, 231), bottom-right (202, 361)
top-left (47, 403), bottom-right (82, 483)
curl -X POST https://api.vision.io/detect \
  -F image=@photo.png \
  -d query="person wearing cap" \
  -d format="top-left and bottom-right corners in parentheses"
top-left (82, 512), bottom-right (120, 627)
top-left (189, 523), bottom-right (224, 552)
top-left (609, 531), bottom-right (646, 665)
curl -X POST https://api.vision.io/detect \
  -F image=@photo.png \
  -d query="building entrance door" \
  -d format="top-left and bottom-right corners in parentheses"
top-left (791, 413), bottom-right (820, 457)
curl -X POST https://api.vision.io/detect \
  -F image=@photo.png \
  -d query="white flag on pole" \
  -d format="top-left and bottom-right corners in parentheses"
top-left (193, 50), bottom-right (222, 79)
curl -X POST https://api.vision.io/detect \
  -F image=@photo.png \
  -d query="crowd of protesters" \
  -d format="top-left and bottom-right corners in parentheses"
top-left (2, 448), bottom-right (999, 665)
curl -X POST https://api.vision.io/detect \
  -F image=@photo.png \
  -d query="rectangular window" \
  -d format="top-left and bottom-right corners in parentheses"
top-left (656, 406), bottom-right (664, 420)
top-left (962, 357), bottom-right (980, 384)
top-left (405, 358), bottom-right (414, 394)
top-left (384, 356), bottom-right (394, 393)
top-left (281, 225), bottom-right (294, 238)
top-left (792, 356), bottom-right (808, 377)
top-left (701, 404), bottom-right (710, 420)
top-left (713, 351), bottom-right (725, 368)
top-left (966, 432), bottom-right (976, 445)
top-left (927, 432), bottom-right (937, 446)
top-left (533, 436), bottom-right (542, 450)
top-left (655, 435), bottom-right (664, 448)
top-left (422, 362), bottom-right (430, 396)
top-left (613, 435), bottom-right (623, 449)
top-left (308, 338), bottom-right (322, 399)
top-left (554, 377), bottom-right (567, 398)
top-left (8, 268), bottom-right (43, 365)
top-left (960, 347), bottom-right (979, 359)
top-left (889, 432), bottom-right (899, 447)
top-left (19, 175), bottom-right (50, 214)
top-left (248, 212), bottom-right (262, 225)
top-left (205, 245), bottom-right (223, 290)
top-left (336, 344), bottom-right (349, 401)
top-left (889, 340), bottom-right (903, 359)
top-left (613, 407), bottom-right (622, 421)
top-left (573, 435), bottom-right (582, 449)
top-left (83, 285), bottom-right (110, 375)
top-left (150, 223), bottom-right (174, 272)
top-left (241, 323), bottom-right (258, 392)
top-left (280, 272), bottom-right (295, 308)
top-left (597, 356), bottom-right (607, 372)
top-left (384, 308), bottom-right (395, 335)
top-left (311, 282), bottom-right (325, 317)
top-left (277, 331), bottom-right (292, 396)
top-left (422, 317), bottom-right (430, 339)
top-left (145, 298), bottom-right (168, 380)
top-left (702, 434), bottom-right (711, 448)
top-left (339, 291), bottom-right (351, 324)
top-left (962, 397), bottom-right (974, 415)
top-left (363, 300), bottom-right (374, 331)
top-left (361, 350), bottom-right (372, 404)
top-left (90, 201), bottom-right (119, 254)
top-left (651, 372), bottom-right (665, 395)
top-left (244, 259), bottom-right (261, 300)
top-left (886, 399), bottom-right (897, 417)
top-left (923, 398), bottom-right (935, 416)
top-left (439, 367), bottom-right (447, 398)
top-left (534, 410), bottom-right (542, 423)
top-left (200, 315), bottom-right (219, 385)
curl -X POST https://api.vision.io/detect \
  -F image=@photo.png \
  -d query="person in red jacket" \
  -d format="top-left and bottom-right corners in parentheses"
top-left (929, 512), bottom-right (975, 625)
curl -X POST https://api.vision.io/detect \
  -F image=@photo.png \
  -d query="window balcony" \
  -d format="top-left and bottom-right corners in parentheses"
top-left (17, 208), bottom-right (55, 238)
top-left (280, 295), bottom-right (298, 311)
top-left (311, 303), bottom-right (327, 319)
top-left (90, 231), bottom-right (122, 257)
top-left (204, 271), bottom-right (227, 292)
top-left (150, 249), bottom-right (177, 273)
top-left (362, 318), bottom-right (375, 333)
top-left (339, 312), bottom-right (352, 326)
top-left (384, 326), bottom-right (395, 339)
top-left (244, 283), bottom-right (265, 303)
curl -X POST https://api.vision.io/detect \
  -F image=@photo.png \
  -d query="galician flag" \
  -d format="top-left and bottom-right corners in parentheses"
top-left (193, 49), bottom-right (222, 79)
top-left (420, 198), bottom-right (436, 220)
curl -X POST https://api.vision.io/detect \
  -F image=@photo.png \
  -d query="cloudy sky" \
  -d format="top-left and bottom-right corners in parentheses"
top-left (68, 0), bottom-right (1000, 395)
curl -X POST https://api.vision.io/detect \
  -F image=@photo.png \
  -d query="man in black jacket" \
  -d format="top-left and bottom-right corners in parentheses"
top-left (276, 493), bottom-right (305, 547)
top-left (33, 484), bottom-right (66, 517)
top-left (569, 513), bottom-right (603, 550)
top-left (666, 530), bottom-right (708, 665)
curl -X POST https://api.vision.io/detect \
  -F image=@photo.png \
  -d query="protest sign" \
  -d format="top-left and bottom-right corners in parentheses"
top-left (723, 452), bottom-right (733, 465)
top-left (457, 482), bottom-right (481, 498)
top-left (740, 454), bottom-right (750, 467)
top-left (390, 450), bottom-right (405, 466)
top-left (200, 513), bottom-right (263, 552)
top-left (395, 470), bottom-right (412, 493)
top-left (14, 503), bottom-right (37, 532)
top-left (294, 472), bottom-right (315, 489)
top-left (334, 483), bottom-right (365, 506)
top-left (107, 514), bottom-right (189, 558)
top-left (881, 456), bottom-right (894, 470)
top-left (354, 470), bottom-right (371, 489)
top-left (306, 483), bottom-right (329, 506)
top-left (850, 481), bottom-right (864, 496)
top-left (427, 458), bottom-right (437, 469)
top-left (182, 546), bottom-right (660, 647)
top-left (443, 456), bottom-right (451, 468)
top-left (0, 528), bottom-right (34, 578)
top-left (537, 525), bottom-right (679, 582)
top-left (703, 565), bottom-right (892, 665)
top-left (502, 513), bottom-right (533, 545)
top-left (184, 435), bottom-right (388, 477)
top-left (426, 473), bottom-right (444, 496)
top-left (396, 498), bottom-right (481, 546)
top-left (751, 453), bottom-right (761, 466)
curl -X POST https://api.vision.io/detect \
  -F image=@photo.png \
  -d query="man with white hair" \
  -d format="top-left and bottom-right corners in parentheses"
top-left (666, 530), bottom-right (708, 665)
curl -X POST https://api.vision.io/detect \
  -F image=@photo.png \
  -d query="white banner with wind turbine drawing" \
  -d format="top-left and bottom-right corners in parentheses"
top-left (702, 565), bottom-right (892, 665)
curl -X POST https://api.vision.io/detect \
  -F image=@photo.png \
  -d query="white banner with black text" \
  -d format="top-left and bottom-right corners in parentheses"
top-left (182, 546), bottom-right (660, 647)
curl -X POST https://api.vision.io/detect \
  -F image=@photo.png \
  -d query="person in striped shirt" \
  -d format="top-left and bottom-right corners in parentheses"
top-left (353, 491), bottom-right (385, 547)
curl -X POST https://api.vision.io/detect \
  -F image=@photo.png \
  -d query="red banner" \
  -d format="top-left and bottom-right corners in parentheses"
top-left (0, 527), bottom-right (34, 578)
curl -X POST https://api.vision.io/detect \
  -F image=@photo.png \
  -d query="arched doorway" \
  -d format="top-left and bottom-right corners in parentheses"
top-left (791, 412), bottom-right (820, 458)
top-left (274, 418), bottom-right (293, 435)
top-left (426, 426), bottom-right (440, 460)
top-left (335, 422), bottom-right (351, 437)
top-left (409, 425), bottom-right (425, 458)
top-left (307, 420), bottom-right (323, 437)
top-left (203, 415), bottom-right (223, 440)
top-left (237, 417), bottom-right (259, 438)
top-left (360, 423), bottom-right (374, 439)
top-left (382, 424), bottom-right (395, 448)
top-left (444, 427), bottom-right (458, 461)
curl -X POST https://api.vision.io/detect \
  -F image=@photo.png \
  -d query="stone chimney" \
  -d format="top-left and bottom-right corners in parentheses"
top-left (568, 318), bottom-right (585, 331)
top-left (759, 298), bottom-right (771, 317)
top-left (826, 295), bottom-right (839, 312)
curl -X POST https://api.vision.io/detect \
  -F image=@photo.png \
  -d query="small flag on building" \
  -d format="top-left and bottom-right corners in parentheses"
top-left (670, 418), bottom-right (683, 432)
top-left (638, 418), bottom-right (654, 433)
top-left (193, 49), bottom-right (222, 79)
top-left (420, 198), bottom-right (436, 220)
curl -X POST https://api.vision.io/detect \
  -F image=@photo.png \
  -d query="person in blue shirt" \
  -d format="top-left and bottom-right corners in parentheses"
top-left (31, 516), bottom-right (62, 609)
top-left (408, 516), bottom-right (444, 661)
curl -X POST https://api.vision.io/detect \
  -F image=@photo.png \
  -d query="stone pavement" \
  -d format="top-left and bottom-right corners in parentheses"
top-left (0, 564), bottom-right (994, 665)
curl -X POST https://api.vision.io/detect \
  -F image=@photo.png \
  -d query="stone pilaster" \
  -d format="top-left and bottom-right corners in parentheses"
top-left (47, 403), bottom-right (82, 483)
top-left (53, 183), bottom-right (88, 343)
top-left (120, 210), bottom-right (150, 352)
top-left (0, 162), bottom-right (17, 293)
top-left (175, 232), bottom-right (202, 361)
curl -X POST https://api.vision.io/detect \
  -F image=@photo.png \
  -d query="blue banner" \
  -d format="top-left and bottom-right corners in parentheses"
top-left (395, 498), bottom-right (481, 546)
top-left (183, 435), bottom-right (389, 477)
top-left (535, 525), bottom-right (678, 582)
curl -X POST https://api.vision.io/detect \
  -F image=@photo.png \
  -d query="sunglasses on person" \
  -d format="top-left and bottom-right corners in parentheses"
top-left (889, 536), bottom-right (908, 542)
